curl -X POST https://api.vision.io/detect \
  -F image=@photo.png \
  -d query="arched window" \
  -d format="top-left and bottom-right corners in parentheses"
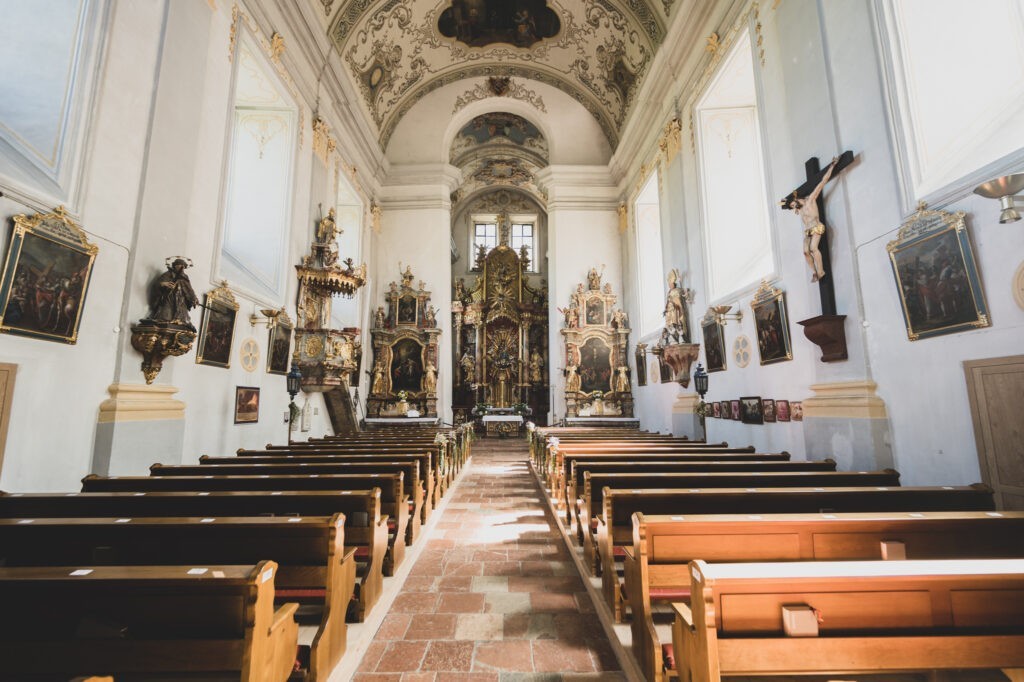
top-left (695, 29), bottom-right (773, 301)
top-left (216, 33), bottom-right (298, 304)
top-left (634, 170), bottom-right (665, 336)
top-left (878, 0), bottom-right (1024, 202)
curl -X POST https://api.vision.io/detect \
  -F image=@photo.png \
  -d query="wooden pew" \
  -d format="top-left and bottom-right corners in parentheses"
top-left (0, 561), bottom-right (298, 682)
top-left (156, 460), bottom-right (424, 544)
top-left (630, 510), bottom-right (1024, 682)
top-left (566, 458), bottom-right (833, 530)
top-left (594, 484), bottom-right (995, 623)
top-left (0, 514), bottom-right (358, 682)
top-left (673, 558), bottom-right (1024, 682)
top-left (81, 472), bottom-right (408, 577)
top-left (582, 470), bottom-right (902, 577)
top-left (211, 452), bottom-right (436, 525)
top-left (546, 441), bottom-right (737, 488)
top-left (0, 489), bottom-right (387, 621)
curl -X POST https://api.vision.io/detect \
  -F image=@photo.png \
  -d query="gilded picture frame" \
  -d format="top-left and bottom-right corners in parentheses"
top-left (700, 313), bottom-right (727, 373)
top-left (887, 204), bottom-right (990, 341)
top-left (750, 281), bottom-right (792, 365)
top-left (0, 207), bottom-right (98, 344)
top-left (234, 386), bottom-right (260, 424)
top-left (267, 310), bottom-right (294, 375)
top-left (196, 282), bottom-right (239, 368)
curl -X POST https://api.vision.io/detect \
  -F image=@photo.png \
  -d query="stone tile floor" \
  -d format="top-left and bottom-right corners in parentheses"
top-left (354, 440), bottom-right (625, 681)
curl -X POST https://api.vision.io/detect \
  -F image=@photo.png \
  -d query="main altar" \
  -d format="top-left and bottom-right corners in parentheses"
top-left (452, 214), bottom-right (549, 423)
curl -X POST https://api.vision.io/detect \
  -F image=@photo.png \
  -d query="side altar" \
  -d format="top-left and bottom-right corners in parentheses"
top-left (366, 266), bottom-right (441, 418)
top-left (560, 268), bottom-right (634, 418)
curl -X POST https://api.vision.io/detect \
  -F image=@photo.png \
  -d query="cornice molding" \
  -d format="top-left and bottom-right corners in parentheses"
top-left (537, 165), bottom-right (619, 210)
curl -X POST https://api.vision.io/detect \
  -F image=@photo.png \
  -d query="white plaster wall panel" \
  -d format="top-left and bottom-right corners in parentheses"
top-left (386, 80), bottom-right (611, 166)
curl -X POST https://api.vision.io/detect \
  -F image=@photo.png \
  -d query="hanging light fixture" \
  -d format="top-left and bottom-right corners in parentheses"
top-left (973, 173), bottom-right (1024, 224)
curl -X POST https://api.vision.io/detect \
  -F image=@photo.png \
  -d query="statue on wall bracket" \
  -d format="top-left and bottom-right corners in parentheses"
top-left (130, 257), bottom-right (199, 384)
top-left (653, 268), bottom-right (700, 388)
top-left (560, 268), bottom-right (633, 418)
top-left (293, 204), bottom-right (368, 393)
top-left (367, 265), bottom-right (441, 418)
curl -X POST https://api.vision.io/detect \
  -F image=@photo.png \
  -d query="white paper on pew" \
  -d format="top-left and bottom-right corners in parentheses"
top-left (212, 570), bottom-right (225, 578)
top-left (133, 492), bottom-right (145, 496)
top-left (198, 492), bottom-right (210, 496)
top-left (115, 518), bottom-right (131, 523)
top-left (70, 569), bottom-right (92, 576)
top-left (288, 518), bottom-right (302, 522)
top-left (188, 568), bottom-right (208, 575)
top-left (200, 518), bottom-right (216, 523)
top-left (271, 492), bottom-right (283, 495)
top-left (261, 568), bottom-right (274, 583)
top-left (17, 519), bottom-right (33, 524)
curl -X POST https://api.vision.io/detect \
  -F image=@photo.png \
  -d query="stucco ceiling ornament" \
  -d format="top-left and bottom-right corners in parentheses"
top-left (452, 77), bottom-right (548, 114)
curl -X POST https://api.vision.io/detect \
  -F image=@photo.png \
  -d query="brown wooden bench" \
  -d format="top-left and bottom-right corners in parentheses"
top-left (211, 452), bottom-right (436, 525)
top-left (0, 561), bottom-right (298, 682)
top-left (158, 460), bottom-right (424, 544)
top-left (594, 484), bottom-right (995, 623)
top-left (673, 558), bottom-right (1024, 682)
top-left (583, 470), bottom-right (902, 578)
top-left (630, 510), bottom-right (1024, 682)
top-left (81, 472), bottom-right (408, 577)
top-left (0, 514), bottom-right (358, 682)
top-left (0, 489), bottom-right (387, 622)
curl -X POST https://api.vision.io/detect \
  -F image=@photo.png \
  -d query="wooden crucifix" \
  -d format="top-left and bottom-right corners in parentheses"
top-left (779, 150), bottom-right (854, 317)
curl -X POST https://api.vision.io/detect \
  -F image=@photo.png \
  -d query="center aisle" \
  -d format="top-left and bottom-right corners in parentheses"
top-left (354, 438), bottom-right (623, 680)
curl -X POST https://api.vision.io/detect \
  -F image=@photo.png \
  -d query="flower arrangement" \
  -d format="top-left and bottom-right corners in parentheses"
top-left (471, 402), bottom-right (491, 416)
top-left (695, 400), bottom-right (709, 418)
top-left (396, 390), bottom-right (409, 401)
top-left (590, 391), bottom-right (605, 401)
top-left (512, 402), bottom-right (533, 416)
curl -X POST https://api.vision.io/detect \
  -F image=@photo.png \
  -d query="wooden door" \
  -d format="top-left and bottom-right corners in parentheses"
top-left (964, 355), bottom-right (1024, 509)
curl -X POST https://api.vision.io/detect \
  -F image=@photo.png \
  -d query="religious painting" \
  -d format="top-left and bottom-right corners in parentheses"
top-left (585, 298), bottom-right (605, 326)
top-left (762, 398), bottom-right (776, 423)
top-left (196, 284), bottom-right (239, 368)
top-left (776, 399), bottom-right (791, 422)
top-left (0, 208), bottom-right (98, 344)
top-left (750, 282), bottom-right (792, 365)
top-left (397, 294), bottom-right (418, 325)
top-left (730, 400), bottom-right (740, 421)
top-left (740, 396), bottom-right (764, 424)
top-left (712, 401), bottom-right (721, 419)
top-left (579, 336), bottom-right (612, 393)
top-left (437, 0), bottom-right (561, 49)
top-left (390, 338), bottom-right (424, 393)
top-left (267, 319), bottom-right (293, 375)
top-left (887, 206), bottom-right (989, 341)
top-left (701, 318), bottom-right (727, 372)
top-left (635, 345), bottom-right (647, 386)
top-left (234, 386), bottom-right (260, 424)
top-left (791, 401), bottom-right (804, 421)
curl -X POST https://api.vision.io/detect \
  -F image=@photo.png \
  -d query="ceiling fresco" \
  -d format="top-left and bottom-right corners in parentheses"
top-left (327, 0), bottom-right (672, 149)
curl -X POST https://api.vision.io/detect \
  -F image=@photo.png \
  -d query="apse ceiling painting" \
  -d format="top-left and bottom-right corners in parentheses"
top-left (328, 0), bottom-right (671, 148)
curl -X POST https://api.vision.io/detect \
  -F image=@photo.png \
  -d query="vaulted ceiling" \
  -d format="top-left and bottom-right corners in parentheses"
top-left (318, 0), bottom-right (679, 150)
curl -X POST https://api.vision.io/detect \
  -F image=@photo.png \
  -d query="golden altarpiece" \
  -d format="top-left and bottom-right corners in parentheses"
top-left (293, 209), bottom-right (367, 392)
top-left (367, 266), bottom-right (442, 418)
top-left (560, 268), bottom-right (634, 417)
top-left (452, 219), bottom-right (549, 423)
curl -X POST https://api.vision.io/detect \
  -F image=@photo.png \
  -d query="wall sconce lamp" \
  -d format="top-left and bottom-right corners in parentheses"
top-left (974, 173), bottom-right (1024, 223)
top-left (709, 305), bottom-right (743, 325)
top-left (250, 307), bottom-right (283, 329)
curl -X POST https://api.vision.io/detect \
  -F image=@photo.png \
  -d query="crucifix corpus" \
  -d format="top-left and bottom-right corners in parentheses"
top-left (779, 150), bottom-right (854, 316)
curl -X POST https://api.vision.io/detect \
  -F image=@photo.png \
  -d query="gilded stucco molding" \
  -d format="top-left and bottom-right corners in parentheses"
top-left (452, 78), bottom-right (548, 115)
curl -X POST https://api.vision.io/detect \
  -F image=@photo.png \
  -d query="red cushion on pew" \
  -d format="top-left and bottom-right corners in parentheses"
top-left (354, 546), bottom-right (370, 559)
top-left (590, 519), bottom-right (598, 530)
top-left (663, 643), bottom-right (675, 671)
top-left (612, 546), bottom-right (627, 559)
top-left (276, 588), bottom-right (326, 599)
top-left (650, 588), bottom-right (690, 601)
top-left (387, 519), bottom-right (397, 531)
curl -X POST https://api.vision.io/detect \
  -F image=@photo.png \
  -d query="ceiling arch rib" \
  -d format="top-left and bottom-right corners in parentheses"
top-left (328, 0), bottom-right (665, 151)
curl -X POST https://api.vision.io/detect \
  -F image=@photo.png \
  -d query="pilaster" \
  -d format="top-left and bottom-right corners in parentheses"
top-left (802, 380), bottom-right (893, 470)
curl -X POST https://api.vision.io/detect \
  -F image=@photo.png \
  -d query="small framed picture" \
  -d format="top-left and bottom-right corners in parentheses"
top-left (740, 396), bottom-right (764, 424)
top-left (234, 386), bottom-right (260, 424)
top-left (730, 400), bottom-right (741, 421)
top-left (776, 399), bottom-right (791, 422)
top-left (712, 401), bottom-right (721, 418)
top-left (791, 401), bottom-right (804, 422)
top-left (762, 398), bottom-right (776, 423)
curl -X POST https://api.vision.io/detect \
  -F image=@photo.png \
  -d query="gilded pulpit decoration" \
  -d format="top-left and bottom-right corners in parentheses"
top-left (560, 268), bottom-right (633, 418)
top-left (452, 214), bottom-right (549, 422)
top-left (129, 257), bottom-right (199, 384)
top-left (293, 207), bottom-right (367, 392)
top-left (367, 265), bottom-right (441, 418)
top-left (653, 268), bottom-right (700, 387)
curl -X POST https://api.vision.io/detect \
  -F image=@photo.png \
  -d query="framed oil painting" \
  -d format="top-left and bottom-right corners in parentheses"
top-left (740, 396), bottom-right (764, 424)
top-left (776, 399), bottom-right (791, 422)
top-left (730, 399), bottom-right (740, 420)
top-left (762, 398), bottom-right (776, 423)
top-left (234, 386), bottom-right (260, 424)
top-left (390, 337), bottom-right (424, 393)
top-left (712, 401), bottom-right (721, 418)
top-left (791, 401), bottom-right (804, 421)
top-left (579, 336), bottom-right (612, 393)
top-left (635, 345), bottom-right (647, 386)
top-left (750, 281), bottom-right (792, 365)
top-left (701, 317), bottom-right (727, 372)
top-left (267, 312), bottom-right (294, 375)
top-left (585, 297), bottom-right (605, 326)
top-left (196, 282), bottom-right (239, 368)
top-left (887, 205), bottom-right (990, 341)
top-left (0, 207), bottom-right (98, 344)
top-left (397, 294), bottom-right (418, 326)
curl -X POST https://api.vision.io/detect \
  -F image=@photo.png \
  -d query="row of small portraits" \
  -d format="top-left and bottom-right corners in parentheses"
top-left (707, 397), bottom-right (803, 424)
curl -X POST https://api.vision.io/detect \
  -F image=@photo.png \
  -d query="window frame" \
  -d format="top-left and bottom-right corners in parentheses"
top-left (633, 169), bottom-right (666, 337)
